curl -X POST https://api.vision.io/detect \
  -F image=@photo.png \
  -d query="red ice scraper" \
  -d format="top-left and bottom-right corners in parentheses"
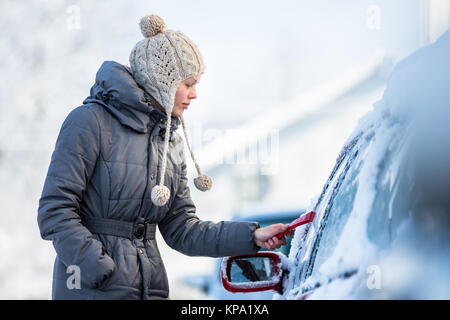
top-left (276, 211), bottom-right (316, 239)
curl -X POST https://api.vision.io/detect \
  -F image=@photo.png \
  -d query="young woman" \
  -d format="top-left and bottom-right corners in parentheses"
top-left (37, 14), bottom-right (290, 300)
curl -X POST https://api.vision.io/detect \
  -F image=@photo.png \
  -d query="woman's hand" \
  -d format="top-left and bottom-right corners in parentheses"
top-left (253, 223), bottom-right (293, 250)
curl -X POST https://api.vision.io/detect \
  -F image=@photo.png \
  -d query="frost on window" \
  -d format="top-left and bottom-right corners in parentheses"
top-left (366, 126), bottom-right (412, 248)
top-left (305, 137), bottom-right (370, 281)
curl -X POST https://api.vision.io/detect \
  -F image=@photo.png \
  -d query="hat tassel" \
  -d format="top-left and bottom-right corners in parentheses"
top-left (151, 113), bottom-right (172, 206)
top-left (180, 115), bottom-right (212, 192)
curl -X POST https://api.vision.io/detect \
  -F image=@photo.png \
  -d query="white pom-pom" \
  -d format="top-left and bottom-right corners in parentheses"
top-left (151, 185), bottom-right (170, 206)
top-left (139, 14), bottom-right (166, 38)
top-left (194, 174), bottom-right (213, 191)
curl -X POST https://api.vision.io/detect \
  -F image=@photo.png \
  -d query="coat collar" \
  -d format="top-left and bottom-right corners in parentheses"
top-left (83, 60), bottom-right (180, 134)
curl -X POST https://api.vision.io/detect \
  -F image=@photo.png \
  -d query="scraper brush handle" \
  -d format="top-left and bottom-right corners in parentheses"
top-left (276, 211), bottom-right (316, 239)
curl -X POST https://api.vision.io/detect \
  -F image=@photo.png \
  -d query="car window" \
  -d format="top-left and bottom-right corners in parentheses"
top-left (305, 138), bottom-right (369, 280)
top-left (291, 129), bottom-right (376, 291)
top-left (366, 128), bottom-right (411, 248)
top-left (289, 151), bottom-right (351, 288)
top-left (286, 132), bottom-right (359, 289)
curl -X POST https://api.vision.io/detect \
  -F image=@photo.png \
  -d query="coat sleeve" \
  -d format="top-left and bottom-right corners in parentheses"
top-left (37, 106), bottom-right (115, 288)
top-left (158, 149), bottom-right (261, 258)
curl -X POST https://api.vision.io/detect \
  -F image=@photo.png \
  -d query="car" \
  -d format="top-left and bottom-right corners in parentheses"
top-left (182, 209), bottom-right (304, 299)
top-left (221, 30), bottom-right (450, 299)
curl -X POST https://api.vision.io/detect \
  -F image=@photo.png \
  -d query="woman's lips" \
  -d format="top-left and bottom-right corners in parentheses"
top-left (182, 103), bottom-right (189, 109)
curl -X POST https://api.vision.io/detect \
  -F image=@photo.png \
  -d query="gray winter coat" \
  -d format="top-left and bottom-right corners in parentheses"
top-left (37, 61), bottom-right (260, 300)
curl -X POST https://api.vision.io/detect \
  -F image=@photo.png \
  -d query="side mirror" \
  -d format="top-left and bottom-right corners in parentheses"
top-left (221, 252), bottom-right (283, 293)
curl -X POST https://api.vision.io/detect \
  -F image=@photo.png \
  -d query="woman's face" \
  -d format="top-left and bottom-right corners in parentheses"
top-left (171, 74), bottom-right (201, 117)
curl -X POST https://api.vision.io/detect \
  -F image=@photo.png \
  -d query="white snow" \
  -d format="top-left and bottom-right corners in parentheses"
top-left (227, 278), bottom-right (280, 290)
top-left (273, 252), bottom-right (293, 272)
top-left (281, 29), bottom-right (450, 299)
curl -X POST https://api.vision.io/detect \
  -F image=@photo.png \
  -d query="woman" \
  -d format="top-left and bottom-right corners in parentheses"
top-left (37, 14), bottom-right (290, 300)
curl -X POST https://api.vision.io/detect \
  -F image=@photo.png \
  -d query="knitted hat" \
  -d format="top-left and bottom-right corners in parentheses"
top-left (129, 14), bottom-right (212, 207)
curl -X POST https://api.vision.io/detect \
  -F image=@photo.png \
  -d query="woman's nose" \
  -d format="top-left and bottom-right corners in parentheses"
top-left (189, 87), bottom-right (197, 99)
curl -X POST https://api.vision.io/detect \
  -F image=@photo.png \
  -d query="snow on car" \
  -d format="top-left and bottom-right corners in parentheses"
top-left (222, 29), bottom-right (450, 300)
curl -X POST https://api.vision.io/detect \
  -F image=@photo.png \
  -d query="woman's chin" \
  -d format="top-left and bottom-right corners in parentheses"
top-left (171, 109), bottom-right (184, 117)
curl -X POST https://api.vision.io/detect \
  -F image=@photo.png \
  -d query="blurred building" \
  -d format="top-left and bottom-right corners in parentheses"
top-left (188, 0), bottom-right (450, 222)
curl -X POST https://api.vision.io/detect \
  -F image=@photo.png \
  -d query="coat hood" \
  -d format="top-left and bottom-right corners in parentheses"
top-left (83, 60), bottom-right (180, 134)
